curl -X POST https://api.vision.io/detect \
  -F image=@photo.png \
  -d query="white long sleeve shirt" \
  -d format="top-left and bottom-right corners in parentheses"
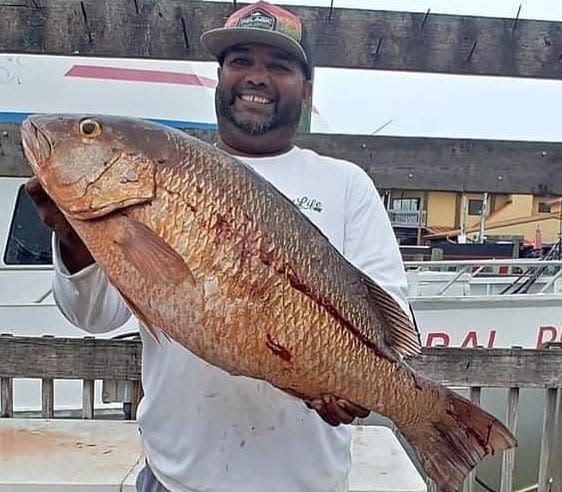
top-left (53, 146), bottom-right (410, 492)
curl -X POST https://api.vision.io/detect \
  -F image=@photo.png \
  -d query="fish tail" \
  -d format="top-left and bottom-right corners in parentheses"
top-left (405, 389), bottom-right (516, 492)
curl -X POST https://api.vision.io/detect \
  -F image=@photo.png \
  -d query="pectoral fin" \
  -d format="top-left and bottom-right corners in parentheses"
top-left (112, 213), bottom-right (195, 286)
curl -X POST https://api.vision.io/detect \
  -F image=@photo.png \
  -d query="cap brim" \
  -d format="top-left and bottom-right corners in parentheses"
top-left (201, 27), bottom-right (309, 68)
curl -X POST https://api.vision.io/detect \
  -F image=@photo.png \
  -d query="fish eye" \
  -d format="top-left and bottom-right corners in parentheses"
top-left (79, 119), bottom-right (102, 138)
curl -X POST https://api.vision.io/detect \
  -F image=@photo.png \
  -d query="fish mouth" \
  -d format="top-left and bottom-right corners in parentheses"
top-left (21, 117), bottom-right (53, 173)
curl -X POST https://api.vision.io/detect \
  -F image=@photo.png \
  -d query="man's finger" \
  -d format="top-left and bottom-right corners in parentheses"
top-left (308, 399), bottom-right (340, 426)
top-left (323, 395), bottom-right (355, 425)
top-left (336, 399), bottom-right (370, 419)
top-left (307, 395), bottom-right (371, 426)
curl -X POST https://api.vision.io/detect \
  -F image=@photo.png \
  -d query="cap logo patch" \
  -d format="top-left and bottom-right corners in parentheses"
top-left (237, 9), bottom-right (276, 30)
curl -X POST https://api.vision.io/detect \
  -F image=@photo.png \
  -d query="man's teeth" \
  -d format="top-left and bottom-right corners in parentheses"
top-left (239, 94), bottom-right (272, 104)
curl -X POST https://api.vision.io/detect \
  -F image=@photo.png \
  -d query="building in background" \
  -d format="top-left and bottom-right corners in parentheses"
top-left (385, 189), bottom-right (562, 254)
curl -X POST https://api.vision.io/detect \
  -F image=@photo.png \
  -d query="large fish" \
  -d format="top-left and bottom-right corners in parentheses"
top-left (21, 114), bottom-right (516, 491)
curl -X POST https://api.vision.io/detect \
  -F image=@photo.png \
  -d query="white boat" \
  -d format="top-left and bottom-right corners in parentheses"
top-left (407, 259), bottom-right (562, 349)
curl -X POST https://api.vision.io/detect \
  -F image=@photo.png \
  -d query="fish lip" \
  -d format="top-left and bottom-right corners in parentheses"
top-left (21, 117), bottom-right (53, 171)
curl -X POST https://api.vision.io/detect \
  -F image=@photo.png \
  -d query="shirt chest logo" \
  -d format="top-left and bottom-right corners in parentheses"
top-left (294, 196), bottom-right (323, 213)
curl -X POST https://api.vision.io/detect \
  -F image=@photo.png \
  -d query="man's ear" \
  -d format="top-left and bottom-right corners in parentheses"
top-left (303, 79), bottom-right (313, 100)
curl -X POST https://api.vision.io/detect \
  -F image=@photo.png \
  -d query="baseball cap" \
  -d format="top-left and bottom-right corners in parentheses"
top-left (200, 1), bottom-right (312, 78)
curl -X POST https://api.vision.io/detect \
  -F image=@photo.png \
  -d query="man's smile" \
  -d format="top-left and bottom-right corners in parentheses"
top-left (236, 92), bottom-right (275, 106)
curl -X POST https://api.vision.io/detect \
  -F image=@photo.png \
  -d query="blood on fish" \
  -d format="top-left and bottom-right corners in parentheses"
top-left (280, 265), bottom-right (385, 357)
top-left (213, 213), bottom-right (233, 243)
top-left (265, 333), bottom-right (292, 362)
top-left (258, 243), bottom-right (275, 266)
top-left (237, 233), bottom-right (256, 268)
top-left (214, 213), bottom-right (228, 234)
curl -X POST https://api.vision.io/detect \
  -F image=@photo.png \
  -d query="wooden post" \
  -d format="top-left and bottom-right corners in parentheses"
top-left (0, 334), bottom-right (14, 418)
top-left (538, 388), bottom-right (558, 492)
top-left (552, 388), bottom-right (562, 492)
top-left (82, 379), bottom-right (95, 419)
top-left (41, 378), bottom-right (54, 418)
top-left (463, 387), bottom-right (481, 492)
top-left (41, 335), bottom-right (55, 418)
top-left (81, 336), bottom-right (95, 419)
top-left (0, 377), bottom-right (13, 418)
top-left (500, 387), bottom-right (520, 492)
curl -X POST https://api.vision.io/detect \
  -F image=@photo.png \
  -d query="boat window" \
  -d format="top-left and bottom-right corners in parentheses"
top-left (468, 199), bottom-right (483, 216)
top-left (4, 184), bottom-right (52, 265)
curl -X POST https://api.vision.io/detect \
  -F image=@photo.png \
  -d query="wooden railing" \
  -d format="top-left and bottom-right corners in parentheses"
top-left (0, 334), bottom-right (143, 420)
top-left (410, 343), bottom-right (562, 492)
top-left (0, 335), bottom-right (561, 491)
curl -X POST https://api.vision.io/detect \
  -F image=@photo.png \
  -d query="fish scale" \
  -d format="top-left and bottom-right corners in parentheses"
top-left (22, 114), bottom-right (516, 491)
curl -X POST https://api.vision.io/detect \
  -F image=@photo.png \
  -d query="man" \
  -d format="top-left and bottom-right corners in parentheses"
top-left (26, 2), bottom-right (411, 491)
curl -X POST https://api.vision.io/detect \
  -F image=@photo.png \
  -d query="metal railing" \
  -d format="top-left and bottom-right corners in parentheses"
top-left (405, 259), bottom-right (562, 296)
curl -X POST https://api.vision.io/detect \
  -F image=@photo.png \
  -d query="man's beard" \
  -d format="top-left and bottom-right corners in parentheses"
top-left (215, 87), bottom-right (302, 136)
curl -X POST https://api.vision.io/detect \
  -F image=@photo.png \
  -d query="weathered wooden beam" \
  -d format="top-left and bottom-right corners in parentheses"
top-left (1, 1), bottom-right (562, 79)
top-left (2, 123), bottom-right (562, 194)
top-left (0, 336), bottom-right (142, 380)
top-left (1, 337), bottom-right (562, 388)
top-left (408, 347), bottom-right (562, 388)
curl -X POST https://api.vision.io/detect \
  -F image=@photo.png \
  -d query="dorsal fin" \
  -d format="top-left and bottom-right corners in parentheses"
top-left (363, 276), bottom-right (421, 358)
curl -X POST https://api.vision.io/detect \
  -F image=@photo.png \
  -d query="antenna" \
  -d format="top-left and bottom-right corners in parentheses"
top-left (371, 119), bottom-right (393, 135)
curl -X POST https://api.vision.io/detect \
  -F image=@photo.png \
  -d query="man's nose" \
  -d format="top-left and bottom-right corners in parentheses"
top-left (245, 64), bottom-right (270, 86)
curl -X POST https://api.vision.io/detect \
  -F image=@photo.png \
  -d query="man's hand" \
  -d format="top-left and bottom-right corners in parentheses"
top-left (25, 177), bottom-right (94, 274)
top-left (307, 395), bottom-right (370, 426)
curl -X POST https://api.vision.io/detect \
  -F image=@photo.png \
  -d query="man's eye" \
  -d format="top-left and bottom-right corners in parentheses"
top-left (271, 64), bottom-right (291, 73)
top-left (232, 57), bottom-right (250, 66)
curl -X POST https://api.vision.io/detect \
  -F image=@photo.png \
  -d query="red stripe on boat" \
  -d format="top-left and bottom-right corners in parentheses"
top-left (65, 65), bottom-right (319, 114)
top-left (65, 65), bottom-right (217, 88)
